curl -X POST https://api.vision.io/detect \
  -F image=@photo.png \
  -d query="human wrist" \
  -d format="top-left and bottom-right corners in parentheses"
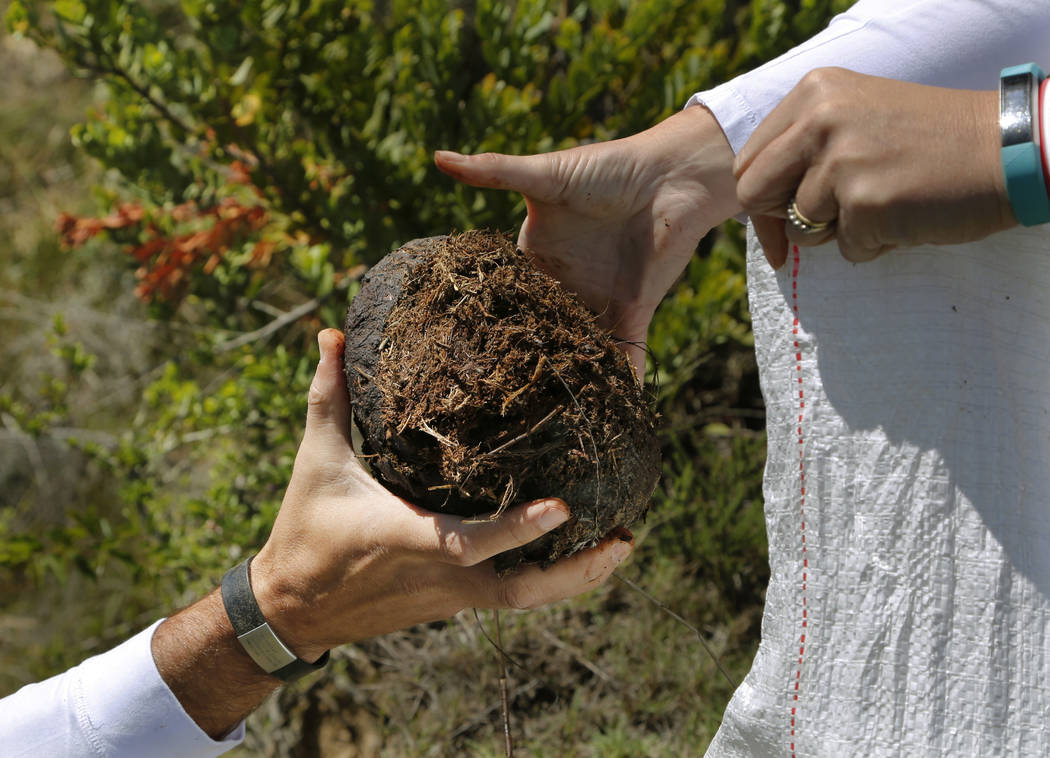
top-left (153, 589), bottom-right (280, 738)
top-left (247, 551), bottom-right (330, 664)
top-left (649, 105), bottom-right (741, 221)
top-left (974, 88), bottom-right (1019, 229)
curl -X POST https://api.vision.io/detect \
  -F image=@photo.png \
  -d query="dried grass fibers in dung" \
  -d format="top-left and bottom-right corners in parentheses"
top-left (343, 231), bottom-right (661, 571)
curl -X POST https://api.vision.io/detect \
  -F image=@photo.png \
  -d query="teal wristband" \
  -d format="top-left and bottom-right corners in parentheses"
top-left (1000, 63), bottom-right (1050, 226)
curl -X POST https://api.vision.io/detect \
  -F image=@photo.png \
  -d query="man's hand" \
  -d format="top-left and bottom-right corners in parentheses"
top-left (250, 328), bottom-right (633, 661)
top-left (435, 106), bottom-right (740, 377)
top-left (154, 328), bottom-right (632, 739)
top-left (733, 67), bottom-right (1016, 268)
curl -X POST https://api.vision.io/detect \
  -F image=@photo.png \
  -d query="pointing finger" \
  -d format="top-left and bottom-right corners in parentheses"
top-left (434, 150), bottom-right (562, 204)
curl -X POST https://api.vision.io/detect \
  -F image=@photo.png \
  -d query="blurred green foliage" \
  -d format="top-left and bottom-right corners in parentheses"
top-left (2, 0), bottom-right (851, 752)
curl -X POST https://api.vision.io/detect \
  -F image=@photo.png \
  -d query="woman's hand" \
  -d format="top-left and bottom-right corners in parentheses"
top-left (435, 106), bottom-right (740, 377)
top-left (250, 328), bottom-right (633, 662)
top-left (734, 67), bottom-right (1016, 268)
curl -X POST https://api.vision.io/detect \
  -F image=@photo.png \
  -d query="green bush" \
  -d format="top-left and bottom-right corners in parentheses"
top-left (2, 0), bottom-right (852, 752)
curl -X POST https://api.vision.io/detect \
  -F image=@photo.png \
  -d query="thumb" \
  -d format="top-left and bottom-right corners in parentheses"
top-left (305, 328), bottom-right (352, 447)
top-left (434, 149), bottom-right (558, 203)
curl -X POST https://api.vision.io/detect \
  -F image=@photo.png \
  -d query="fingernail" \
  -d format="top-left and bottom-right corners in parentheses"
top-left (610, 540), bottom-right (632, 564)
top-left (436, 149), bottom-right (465, 163)
top-left (317, 333), bottom-right (329, 364)
top-left (538, 502), bottom-right (570, 531)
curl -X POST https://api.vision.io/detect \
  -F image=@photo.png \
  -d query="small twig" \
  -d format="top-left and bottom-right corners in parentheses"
top-left (215, 296), bottom-right (322, 352)
top-left (249, 299), bottom-right (290, 319)
top-left (485, 405), bottom-right (562, 457)
top-left (493, 475), bottom-right (515, 519)
top-left (500, 354), bottom-right (547, 412)
top-left (612, 572), bottom-right (738, 689)
top-left (496, 610), bottom-right (514, 758)
top-left (352, 364), bottom-right (376, 383)
top-left (0, 427), bottom-right (118, 448)
top-left (612, 337), bottom-right (661, 388)
top-left (537, 628), bottom-right (621, 688)
top-left (470, 608), bottom-right (520, 754)
top-left (471, 608), bottom-right (528, 672)
top-left (449, 680), bottom-right (540, 741)
top-left (419, 421), bottom-right (455, 448)
top-left (0, 288), bottom-right (204, 336)
top-left (93, 55), bottom-right (198, 137)
top-left (169, 425), bottom-right (235, 447)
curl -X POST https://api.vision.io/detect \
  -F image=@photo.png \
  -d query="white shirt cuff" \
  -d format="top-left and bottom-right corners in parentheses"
top-left (685, 82), bottom-right (759, 157)
top-left (77, 620), bottom-right (245, 757)
top-left (0, 619), bottom-right (245, 758)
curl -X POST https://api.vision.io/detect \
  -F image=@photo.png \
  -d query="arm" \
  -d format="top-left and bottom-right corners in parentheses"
top-left (1, 328), bottom-right (632, 753)
top-left (155, 331), bottom-right (632, 739)
top-left (694, 0), bottom-right (1050, 155)
top-left (438, 0), bottom-right (1050, 347)
top-left (0, 620), bottom-right (246, 758)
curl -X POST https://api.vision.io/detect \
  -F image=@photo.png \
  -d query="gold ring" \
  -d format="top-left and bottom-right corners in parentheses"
top-left (787, 198), bottom-right (834, 234)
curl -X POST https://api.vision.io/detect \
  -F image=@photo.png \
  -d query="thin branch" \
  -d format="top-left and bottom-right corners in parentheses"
top-left (484, 405), bottom-right (562, 457)
top-left (93, 50), bottom-right (198, 137)
top-left (612, 572), bottom-right (738, 689)
top-left (215, 296), bottom-right (322, 352)
top-left (471, 608), bottom-right (528, 672)
top-left (249, 299), bottom-right (289, 319)
top-left (156, 425), bottom-right (236, 457)
top-left (537, 627), bottom-right (621, 688)
top-left (496, 610), bottom-right (514, 758)
top-left (449, 680), bottom-right (540, 741)
top-left (0, 288), bottom-right (204, 336)
top-left (419, 421), bottom-right (456, 448)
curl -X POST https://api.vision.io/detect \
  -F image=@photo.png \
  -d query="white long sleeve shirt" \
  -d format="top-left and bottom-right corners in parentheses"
top-left (689, 1), bottom-right (1050, 756)
top-left (690, 0), bottom-right (1050, 152)
top-left (0, 621), bottom-right (244, 757)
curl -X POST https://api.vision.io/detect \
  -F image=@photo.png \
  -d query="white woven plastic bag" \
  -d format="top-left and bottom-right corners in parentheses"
top-left (708, 224), bottom-right (1050, 756)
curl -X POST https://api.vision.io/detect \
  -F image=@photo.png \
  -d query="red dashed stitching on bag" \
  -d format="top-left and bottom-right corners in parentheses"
top-left (790, 245), bottom-right (807, 758)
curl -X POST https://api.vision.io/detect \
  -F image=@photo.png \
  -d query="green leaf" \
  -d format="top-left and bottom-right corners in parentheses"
top-left (229, 55), bottom-right (254, 86)
top-left (4, 1), bottom-right (30, 34)
top-left (52, 0), bottom-right (86, 24)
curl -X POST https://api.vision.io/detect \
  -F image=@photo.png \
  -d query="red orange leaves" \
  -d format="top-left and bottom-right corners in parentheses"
top-left (58, 198), bottom-right (270, 302)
